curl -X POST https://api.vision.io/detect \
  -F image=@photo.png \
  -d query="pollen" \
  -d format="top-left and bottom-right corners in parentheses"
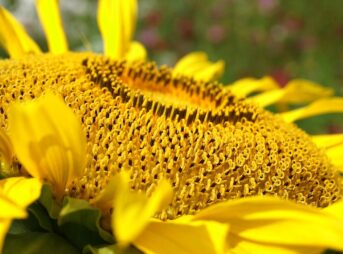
top-left (0, 53), bottom-right (341, 220)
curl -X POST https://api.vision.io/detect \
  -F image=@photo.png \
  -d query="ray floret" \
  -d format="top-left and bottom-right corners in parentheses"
top-left (0, 6), bottom-right (41, 58)
top-left (35, 0), bottom-right (68, 53)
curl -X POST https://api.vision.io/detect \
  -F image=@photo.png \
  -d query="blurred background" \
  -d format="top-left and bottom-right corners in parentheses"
top-left (1, 0), bottom-right (342, 134)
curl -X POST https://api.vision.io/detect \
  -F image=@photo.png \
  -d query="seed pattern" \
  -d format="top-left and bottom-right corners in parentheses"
top-left (0, 53), bottom-right (341, 220)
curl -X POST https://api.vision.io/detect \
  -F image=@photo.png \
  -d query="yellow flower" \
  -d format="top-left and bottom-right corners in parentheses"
top-left (6, 92), bottom-right (86, 199)
top-left (105, 172), bottom-right (343, 254)
top-left (173, 52), bottom-right (225, 82)
top-left (0, 6), bottom-right (41, 58)
top-left (0, 177), bottom-right (42, 252)
top-left (0, 128), bottom-right (14, 176)
top-left (0, 0), bottom-right (223, 81)
top-left (0, 1), bottom-right (342, 254)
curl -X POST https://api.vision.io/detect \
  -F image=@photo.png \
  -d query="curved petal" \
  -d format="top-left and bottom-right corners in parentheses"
top-left (0, 177), bottom-right (42, 208)
top-left (230, 235), bottom-right (321, 254)
top-left (325, 145), bottom-right (343, 173)
top-left (0, 220), bottom-right (14, 252)
top-left (173, 52), bottom-right (225, 82)
top-left (281, 79), bottom-right (333, 103)
top-left (0, 190), bottom-right (27, 251)
top-left (312, 134), bottom-right (343, 171)
top-left (98, 0), bottom-right (137, 59)
top-left (0, 176), bottom-right (42, 252)
top-left (248, 89), bottom-right (286, 108)
top-left (90, 174), bottom-right (121, 210)
top-left (7, 92), bottom-right (86, 198)
top-left (0, 127), bottom-right (13, 168)
top-left (194, 196), bottom-right (343, 252)
top-left (173, 52), bottom-right (208, 71)
top-left (249, 79), bottom-right (333, 108)
top-left (324, 200), bottom-right (343, 220)
top-left (35, 0), bottom-right (68, 53)
top-left (125, 41), bottom-right (147, 62)
top-left (134, 218), bottom-right (229, 254)
top-left (0, 5), bottom-right (41, 58)
top-left (0, 196), bottom-right (26, 219)
top-left (110, 172), bottom-right (173, 246)
top-left (280, 97), bottom-right (343, 123)
top-left (227, 76), bottom-right (278, 97)
top-left (312, 134), bottom-right (343, 150)
top-left (194, 60), bottom-right (225, 82)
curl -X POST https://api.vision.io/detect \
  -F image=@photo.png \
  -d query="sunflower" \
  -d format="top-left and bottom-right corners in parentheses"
top-left (0, 1), bottom-right (343, 254)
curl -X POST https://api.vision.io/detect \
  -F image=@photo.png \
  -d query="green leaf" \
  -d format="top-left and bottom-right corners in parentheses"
top-left (3, 232), bottom-right (79, 254)
top-left (83, 244), bottom-right (143, 254)
top-left (8, 217), bottom-right (42, 235)
top-left (324, 249), bottom-right (343, 254)
top-left (28, 202), bottom-right (54, 232)
top-left (58, 197), bottom-right (114, 250)
top-left (39, 184), bottom-right (62, 219)
top-left (8, 201), bottom-right (54, 235)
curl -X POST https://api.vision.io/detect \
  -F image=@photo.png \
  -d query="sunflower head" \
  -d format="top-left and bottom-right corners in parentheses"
top-left (0, 52), bottom-right (342, 221)
top-left (0, 1), bottom-right (343, 253)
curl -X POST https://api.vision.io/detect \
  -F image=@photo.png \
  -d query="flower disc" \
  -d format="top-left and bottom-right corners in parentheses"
top-left (0, 53), bottom-right (341, 219)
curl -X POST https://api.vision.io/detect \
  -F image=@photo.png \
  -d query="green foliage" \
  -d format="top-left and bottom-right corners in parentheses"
top-left (139, 0), bottom-right (343, 133)
top-left (39, 184), bottom-right (62, 219)
top-left (4, 232), bottom-right (79, 254)
top-left (83, 244), bottom-right (143, 254)
top-left (5, 196), bottom-right (77, 253)
top-left (28, 202), bottom-right (54, 232)
top-left (8, 202), bottom-right (53, 235)
top-left (144, 0), bottom-right (343, 90)
top-left (4, 184), bottom-right (116, 253)
top-left (324, 250), bottom-right (343, 254)
top-left (59, 197), bottom-right (114, 249)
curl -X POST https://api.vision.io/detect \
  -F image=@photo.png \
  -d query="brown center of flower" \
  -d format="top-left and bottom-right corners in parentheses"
top-left (0, 53), bottom-right (341, 220)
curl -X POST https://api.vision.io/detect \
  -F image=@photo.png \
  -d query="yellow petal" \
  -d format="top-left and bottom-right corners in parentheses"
top-left (134, 218), bottom-right (229, 254)
top-left (324, 200), bottom-right (343, 220)
top-left (194, 196), bottom-right (343, 252)
top-left (194, 60), bottom-right (225, 82)
top-left (0, 5), bottom-right (41, 58)
top-left (281, 97), bottom-right (343, 123)
top-left (125, 41), bottom-right (147, 62)
top-left (312, 134), bottom-right (343, 149)
top-left (0, 177), bottom-right (41, 253)
top-left (282, 79), bottom-right (333, 103)
top-left (0, 193), bottom-right (27, 251)
top-left (227, 76), bottom-right (279, 97)
top-left (98, 0), bottom-right (137, 59)
top-left (325, 145), bottom-right (343, 173)
top-left (0, 177), bottom-right (42, 208)
top-left (312, 134), bottom-right (343, 172)
top-left (0, 195), bottom-right (27, 219)
top-left (111, 172), bottom-right (172, 246)
top-left (0, 220), bottom-right (14, 253)
top-left (35, 0), bottom-right (68, 53)
top-left (173, 52), bottom-right (225, 82)
top-left (90, 174), bottom-right (120, 210)
top-left (249, 79), bottom-right (333, 108)
top-left (248, 89), bottom-right (286, 108)
top-left (230, 235), bottom-right (320, 254)
top-left (7, 92), bottom-right (86, 198)
top-left (0, 127), bottom-right (13, 167)
top-left (173, 52), bottom-right (207, 70)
